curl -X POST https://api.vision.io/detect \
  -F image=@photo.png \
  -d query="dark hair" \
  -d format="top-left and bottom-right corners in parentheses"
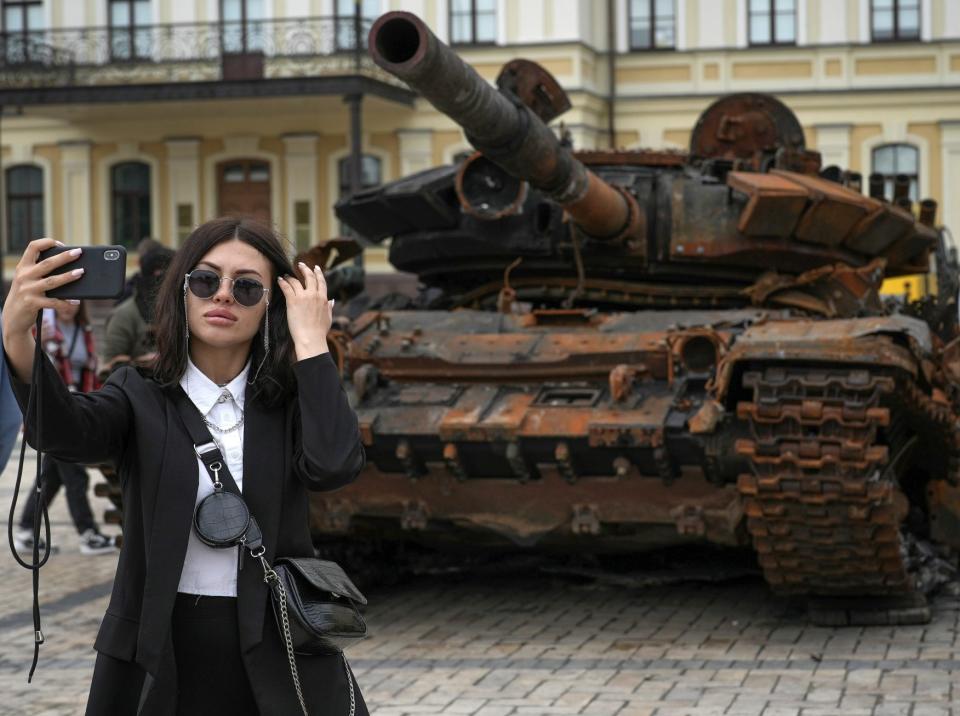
top-left (141, 245), bottom-right (175, 277)
top-left (153, 217), bottom-right (296, 407)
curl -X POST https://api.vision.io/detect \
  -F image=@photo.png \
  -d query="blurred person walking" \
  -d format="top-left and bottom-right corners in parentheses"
top-left (0, 307), bottom-right (21, 471)
top-left (12, 301), bottom-right (116, 555)
top-left (102, 245), bottom-right (175, 372)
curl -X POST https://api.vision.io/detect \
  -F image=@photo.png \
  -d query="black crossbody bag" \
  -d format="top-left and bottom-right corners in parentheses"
top-left (172, 387), bottom-right (366, 716)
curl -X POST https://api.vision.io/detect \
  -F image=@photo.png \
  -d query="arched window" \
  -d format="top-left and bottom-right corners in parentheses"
top-left (338, 154), bottom-right (381, 235)
top-left (5, 164), bottom-right (43, 254)
top-left (338, 154), bottom-right (381, 197)
top-left (111, 161), bottom-right (152, 248)
top-left (872, 143), bottom-right (919, 201)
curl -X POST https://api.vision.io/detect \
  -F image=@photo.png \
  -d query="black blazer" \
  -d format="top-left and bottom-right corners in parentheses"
top-left (8, 351), bottom-right (366, 715)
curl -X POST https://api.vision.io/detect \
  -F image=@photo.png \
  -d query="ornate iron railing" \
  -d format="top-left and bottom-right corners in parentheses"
top-left (0, 16), bottom-right (386, 89)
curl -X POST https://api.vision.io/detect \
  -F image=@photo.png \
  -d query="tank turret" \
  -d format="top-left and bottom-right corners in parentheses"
top-left (336, 11), bottom-right (940, 319)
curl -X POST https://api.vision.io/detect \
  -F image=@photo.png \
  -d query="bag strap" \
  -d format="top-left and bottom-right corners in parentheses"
top-left (170, 385), bottom-right (347, 716)
top-left (170, 386), bottom-right (243, 496)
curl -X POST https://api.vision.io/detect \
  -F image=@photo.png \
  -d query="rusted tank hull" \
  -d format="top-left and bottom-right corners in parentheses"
top-left (311, 465), bottom-right (745, 551)
top-left (312, 310), bottom-right (960, 597)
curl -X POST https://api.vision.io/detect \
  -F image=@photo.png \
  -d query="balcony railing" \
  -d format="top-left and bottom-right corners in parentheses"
top-left (0, 16), bottom-right (387, 89)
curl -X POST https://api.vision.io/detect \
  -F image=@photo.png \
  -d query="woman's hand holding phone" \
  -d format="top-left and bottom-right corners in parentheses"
top-left (1, 238), bottom-right (83, 382)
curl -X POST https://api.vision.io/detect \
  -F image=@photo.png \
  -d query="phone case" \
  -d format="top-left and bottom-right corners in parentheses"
top-left (37, 245), bottom-right (129, 300)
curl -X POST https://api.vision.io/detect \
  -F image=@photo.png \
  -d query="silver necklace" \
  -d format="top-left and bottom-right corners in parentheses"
top-left (204, 410), bottom-right (244, 434)
top-left (186, 372), bottom-right (245, 434)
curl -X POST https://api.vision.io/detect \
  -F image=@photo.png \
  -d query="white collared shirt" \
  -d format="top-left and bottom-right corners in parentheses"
top-left (177, 358), bottom-right (249, 596)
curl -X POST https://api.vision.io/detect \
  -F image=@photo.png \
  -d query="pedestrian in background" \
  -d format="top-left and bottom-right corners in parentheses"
top-left (12, 301), bottom-right (116, 555)
top-left (102, 245), bottom-right (175, 373)
top-left (0, 307), bottom-right (21, 471)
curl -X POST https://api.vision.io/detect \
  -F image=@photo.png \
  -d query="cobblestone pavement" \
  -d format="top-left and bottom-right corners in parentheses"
top-left (1, 438), bottom-right (958, 715)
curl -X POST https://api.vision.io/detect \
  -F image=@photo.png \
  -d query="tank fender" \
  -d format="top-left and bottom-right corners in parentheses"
top-left (712, 315), bottom-right (930, 401)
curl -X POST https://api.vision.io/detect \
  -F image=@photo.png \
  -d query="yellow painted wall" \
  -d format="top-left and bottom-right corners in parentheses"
top-left (33, 145), bottom-right (62, 243)
top-left (197, 139), bottom-right (225, 221)
top-left (90, 142), bottom-right (118, 247)
top-left (370, 132), bottom-right (400, 182)
top-left (908, 123), bottom-right (943, 202)
top-left (432, 130), bottom-right (465, 165)
top-left (258, 137), bottom-right (287, 235)
top-left (848, 125), bottom-right (883, 172)
top-left (140, 142), bottom-right (169, 243)
top-left (316, 135), bottom-right (347, 240)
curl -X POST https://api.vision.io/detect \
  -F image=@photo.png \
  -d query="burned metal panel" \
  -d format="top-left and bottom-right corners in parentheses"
top-left (727, 171), bottom-right (807, 239)
top-left (311, 463), bottom-right (745, 548)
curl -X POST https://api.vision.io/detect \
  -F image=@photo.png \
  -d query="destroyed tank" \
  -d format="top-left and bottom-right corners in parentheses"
top-left (316, 11), bottom-right (960, 619)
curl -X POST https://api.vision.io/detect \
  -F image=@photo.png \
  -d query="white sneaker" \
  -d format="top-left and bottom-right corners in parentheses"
top-left (13, 527), bottom-right (58, 554)
top-left (79, 529), bottom-right (117, 555)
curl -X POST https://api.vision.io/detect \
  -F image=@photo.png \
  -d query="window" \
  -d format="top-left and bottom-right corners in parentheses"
top-left (221, 0), bottom-right (265, 54)
top-left (111, 162), bottom-right (152, 249)
top-left (2, 0), bottom-right (43, 64)
top-left (629, 0), bottom-right (675, 50)
top-left (338, 154), bottom-right (381, 234)
top-left (872, 144), bottom-right (919, 202)
top-left (748, 0), bottom-right (796, 46)
top-left (334, 0), bottom-right (378, 52)
top-left (109, 0), bottom-right (151, 61)
top-left (5, 165), bottom-right (43, 254)
top-left (871, 0), bottom-right (920, 41)
top-left (450, 0), bottom-right (496, 45)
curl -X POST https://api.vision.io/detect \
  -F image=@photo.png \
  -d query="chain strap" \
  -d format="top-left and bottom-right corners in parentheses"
top-left (263, 566), bottom-right (308, 716)
top-left (261, 558), bottom-right (356, 716)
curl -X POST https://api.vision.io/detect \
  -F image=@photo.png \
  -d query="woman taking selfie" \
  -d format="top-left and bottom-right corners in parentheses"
top-left (1, 218), bottom-right (367, 715)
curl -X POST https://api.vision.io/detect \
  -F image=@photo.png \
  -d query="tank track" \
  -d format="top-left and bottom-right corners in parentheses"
top-left (735, 366), bottom-right (915, 596)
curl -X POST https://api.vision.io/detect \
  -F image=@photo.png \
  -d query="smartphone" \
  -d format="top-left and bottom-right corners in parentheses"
top-left (37, 245), bottom-right (128, 300)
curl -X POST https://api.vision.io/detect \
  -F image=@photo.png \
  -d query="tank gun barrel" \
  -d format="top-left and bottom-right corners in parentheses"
top-left (368, 11), bottom-right (642, 242)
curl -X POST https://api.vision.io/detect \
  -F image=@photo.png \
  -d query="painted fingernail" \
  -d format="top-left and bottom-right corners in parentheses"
top-left (298, 262), bottom-right (307, 268)
top-left (71, 268), bottom-right (85, 276)
top-left (330, 299), bottom-right (336, 307)
top-left (55, 241), bottom-right (65, 247)
top-left (67, 299), bottom-right (80, 305)
top-left (69, 248), bottom-right (82, 256)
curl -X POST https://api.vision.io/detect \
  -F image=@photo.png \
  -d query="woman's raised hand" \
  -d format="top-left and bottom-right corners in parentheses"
top-left (276, 262), bottom-right (334, 361)
top-left (1, 238), bottom-right (84, 382)
top-left (2, 239), bottom-right (83, 338)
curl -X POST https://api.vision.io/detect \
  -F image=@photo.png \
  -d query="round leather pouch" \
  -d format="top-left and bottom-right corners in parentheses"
top-left (193, 490), bottom-right (250, 548)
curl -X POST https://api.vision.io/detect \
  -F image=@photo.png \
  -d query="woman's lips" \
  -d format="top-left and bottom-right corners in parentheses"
top-left (204, 309), bottom-right (237, 326)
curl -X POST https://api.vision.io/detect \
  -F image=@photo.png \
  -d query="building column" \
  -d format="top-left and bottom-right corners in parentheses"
top-left (165, 137), bottom-right (200, 246)
top-left (59, 140), bottom-right (92, 246)
top-left (940, 121), bottom-right (960, 249)
top-left (813, 123), bottom-right (852, 171)
top-left (282, 133), bottom-right (319, 252)
top-left (397, 129), bottom-right (433, 176)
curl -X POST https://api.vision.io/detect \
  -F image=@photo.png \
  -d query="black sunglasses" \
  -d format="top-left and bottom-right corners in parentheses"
top-left (185, 269), bottom-right (269, 308)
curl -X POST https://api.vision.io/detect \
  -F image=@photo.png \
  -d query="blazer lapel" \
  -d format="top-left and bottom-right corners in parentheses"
top-left (237, 395), bottom-right (285, 650)
top-left (137, 397), bottom-right (199, 676)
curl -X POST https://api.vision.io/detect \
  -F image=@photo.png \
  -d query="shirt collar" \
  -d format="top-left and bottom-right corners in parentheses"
top-left (179, 358), bottom-right (250, 416)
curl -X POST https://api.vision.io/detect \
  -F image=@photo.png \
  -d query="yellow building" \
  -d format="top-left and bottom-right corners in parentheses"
top-left (2, 0), bottom-right (960, 289)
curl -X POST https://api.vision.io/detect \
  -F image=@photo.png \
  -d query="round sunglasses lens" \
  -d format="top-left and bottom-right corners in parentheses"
top-left (189, 271), bottom-right (220, 298)
top-left (233, 278), bottom-right (264, 306)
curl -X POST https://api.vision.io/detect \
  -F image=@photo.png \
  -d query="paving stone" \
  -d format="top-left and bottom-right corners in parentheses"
top-left (1, 441), bottom-right (959, 715)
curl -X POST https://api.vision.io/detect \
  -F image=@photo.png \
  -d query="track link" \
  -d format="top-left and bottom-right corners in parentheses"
top-left (735, 366), bottom-right (914, 596)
